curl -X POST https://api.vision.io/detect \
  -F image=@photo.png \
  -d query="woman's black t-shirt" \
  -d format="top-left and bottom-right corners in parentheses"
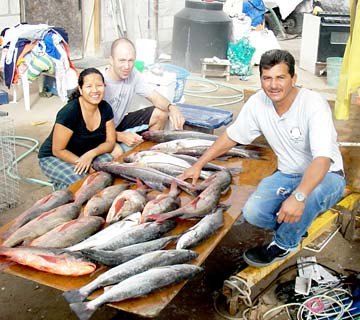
top-left (38, 99), bottom-right (114, 158)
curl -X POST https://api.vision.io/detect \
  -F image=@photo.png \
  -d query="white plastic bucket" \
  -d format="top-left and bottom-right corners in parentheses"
top-left (326, 57), bottom-right (343, 87)
top-left (135, 39), bottom-right (157, 66)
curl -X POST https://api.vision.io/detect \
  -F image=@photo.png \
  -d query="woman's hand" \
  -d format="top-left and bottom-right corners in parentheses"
top-left (74, 150), bottom-right (96, 175)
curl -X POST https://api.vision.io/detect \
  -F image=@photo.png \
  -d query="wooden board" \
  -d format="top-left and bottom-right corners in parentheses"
top-left (0, 141), bottom-right (276, 318)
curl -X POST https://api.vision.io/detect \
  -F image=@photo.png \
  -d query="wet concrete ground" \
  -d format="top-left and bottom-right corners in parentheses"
top-left (1, 37), bottom-right (360, 319)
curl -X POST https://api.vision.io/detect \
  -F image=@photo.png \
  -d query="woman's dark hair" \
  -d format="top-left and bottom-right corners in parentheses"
top-left (259, 49), bottom-right (295, 77)
top-left (68, 67), bottom-right (105, 101)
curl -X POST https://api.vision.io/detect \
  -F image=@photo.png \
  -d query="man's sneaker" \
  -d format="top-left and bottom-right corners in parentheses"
top-left (243, 241), bottom-right (291, 267)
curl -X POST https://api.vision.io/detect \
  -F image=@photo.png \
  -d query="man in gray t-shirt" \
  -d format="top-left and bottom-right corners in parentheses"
top-left (179, 49), bottom-right (345, 268)
top-left (103, 38), bottom-right (185, 157)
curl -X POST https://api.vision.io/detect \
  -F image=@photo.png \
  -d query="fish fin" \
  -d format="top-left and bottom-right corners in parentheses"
top-left (63, 289), bottom-right (86, 303)
top-left (22, 239), bottom-right (33, 246)
top-left (218, 203), bottom-right (231, 211)
top-left (178, 185), bottom-right (198, 197)
top-left (146, 212), bottom-right (180, 222)
top-left (215, 156), bottom-right (231, 161)
top-left (103, 284), bottom-right (114, 292)
top-left (37, 254), bottom-right (60, 263)
top-left (69, 302), bottom-right (96, 320)
top-left (227, 167), bottom-right (244, 175)
top-left (169, 180), bottom-right (181, 197)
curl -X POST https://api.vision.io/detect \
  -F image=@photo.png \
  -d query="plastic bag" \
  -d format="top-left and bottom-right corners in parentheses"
top-left (243, 0), bottom-right (266, 27)
top-left (227, 37), bottom-right (255, 76)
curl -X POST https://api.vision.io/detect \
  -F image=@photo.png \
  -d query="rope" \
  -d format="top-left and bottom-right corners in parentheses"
top-left (213, 275), bottom-right (256, 320)
top-left (184, 76), bottom-right (245, 107)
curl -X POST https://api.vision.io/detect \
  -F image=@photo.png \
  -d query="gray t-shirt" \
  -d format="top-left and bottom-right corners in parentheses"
top-left (103, 68), bottom-right (153, 127)
top-left (227, 88), bottom-right (343, 174)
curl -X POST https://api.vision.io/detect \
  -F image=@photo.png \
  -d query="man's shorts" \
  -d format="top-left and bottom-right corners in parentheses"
top-left (116, 106), bottom-right (155, 134)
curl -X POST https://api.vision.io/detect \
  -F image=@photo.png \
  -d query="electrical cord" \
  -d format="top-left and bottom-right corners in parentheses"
top-left (215, 261), bottom-right (348, 320)
top-left (262, 288), bottom-right (352, 320)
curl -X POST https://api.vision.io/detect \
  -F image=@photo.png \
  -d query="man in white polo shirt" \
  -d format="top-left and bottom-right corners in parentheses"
top-left (179, 49), bottom-right (345, 267)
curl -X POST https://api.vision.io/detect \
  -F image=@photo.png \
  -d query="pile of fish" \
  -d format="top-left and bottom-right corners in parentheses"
top-left (0, 130), bottom-right (263, 319)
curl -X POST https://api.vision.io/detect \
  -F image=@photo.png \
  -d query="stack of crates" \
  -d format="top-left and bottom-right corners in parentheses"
top-left (0, 113), bottom-right (19, 211)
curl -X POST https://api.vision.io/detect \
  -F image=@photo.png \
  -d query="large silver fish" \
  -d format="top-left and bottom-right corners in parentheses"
top-left (123, 150), bottom-right (213, 179)
top-left (83, 184), bottom-right (129, 216)
top-left (2, 203), bottom-right (81, 247)
top-left (141, 182), bottom-right (181, 223)
top-left (69, 264), bottom-right (203, 320)
top-left (176, 206), bottom-right (227, 249)
top-left (74, 171), bottom-right (113, 206)
top-left (172, 153), bottom-right (243, 174)
top-left (196, 169), bottom-right (232, 193)
top-left (93, 162), bottom-right (197, 196)
top-left (147, 182), bottom-right (222, 222)
top-left (94, 220), bottom-right (177, 251)
top-left (141, 129), bottom-right (218, 142)
top-left (0, 246), bottom-right (96, 276)
top-left (106, 188), bottom-right (147, 224)
top-left (29, 216), bottom-right (104, 248)
top-left (0, 189), bottom-right (73, 240)
top-left (142, 130), bottom-right (269, 149)
top-left (150, 138), bottom-right (262, 159)
top-left (63, 249), bottom-right (198, 304)
top-left (80, 235), bottom-right (179, 266)
top-left (65, 212), bottom-right (141, 251)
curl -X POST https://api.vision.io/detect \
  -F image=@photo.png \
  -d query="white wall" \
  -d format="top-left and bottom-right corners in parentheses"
top-left (0, 0), bottom-right (20, 34)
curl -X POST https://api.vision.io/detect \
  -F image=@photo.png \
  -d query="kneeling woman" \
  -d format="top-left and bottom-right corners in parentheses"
top-left (38, 68), bottom-right (116, 190)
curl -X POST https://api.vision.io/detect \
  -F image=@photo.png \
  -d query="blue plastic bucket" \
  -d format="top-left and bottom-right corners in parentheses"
top-left (326, 57), bottom-right (343, 87)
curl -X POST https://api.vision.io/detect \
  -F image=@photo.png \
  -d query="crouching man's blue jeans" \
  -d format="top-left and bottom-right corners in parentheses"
top-left (242, 170), bottom-right (345, 250)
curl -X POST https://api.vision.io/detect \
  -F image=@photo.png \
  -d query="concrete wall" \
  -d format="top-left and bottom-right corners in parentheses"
top-left (0, 0), bottom-right (184, 58)
top-left (0, 0), bottom-right (20, 33)
top-left (101, 0), bottom-right (185, 57)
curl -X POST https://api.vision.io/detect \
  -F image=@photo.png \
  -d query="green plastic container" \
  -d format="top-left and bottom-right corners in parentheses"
top-left (326, 57), bottom-right (343, 87)
top-left (134, 60), bottom-right (145, 72)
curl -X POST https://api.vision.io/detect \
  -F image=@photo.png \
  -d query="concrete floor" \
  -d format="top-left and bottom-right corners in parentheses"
top-left (0, 37), bottom-right (359, 320)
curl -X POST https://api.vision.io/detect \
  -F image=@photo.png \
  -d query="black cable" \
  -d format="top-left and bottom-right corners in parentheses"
top-left (251, 260), bottom-right (345, 304)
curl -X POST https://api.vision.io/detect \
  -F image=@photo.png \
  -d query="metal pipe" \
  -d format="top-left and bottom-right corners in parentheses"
top-left (118, 0), bottom-right (127, 37)
top-left (154, 0), bottom-right (159, 41)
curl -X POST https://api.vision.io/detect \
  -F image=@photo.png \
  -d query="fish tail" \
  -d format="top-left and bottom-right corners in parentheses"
top-left (69, 301), bottom-right (96, 320)
top-left (63, 289), bottom-right (87, 304)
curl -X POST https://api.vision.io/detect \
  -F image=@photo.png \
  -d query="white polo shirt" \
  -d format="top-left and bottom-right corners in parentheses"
top-left (227, 88), bottom-right (344, 174)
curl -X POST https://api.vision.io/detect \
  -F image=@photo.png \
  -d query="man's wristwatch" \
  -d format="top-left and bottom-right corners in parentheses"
top-left (292, 190), bottom-right (306, 202)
